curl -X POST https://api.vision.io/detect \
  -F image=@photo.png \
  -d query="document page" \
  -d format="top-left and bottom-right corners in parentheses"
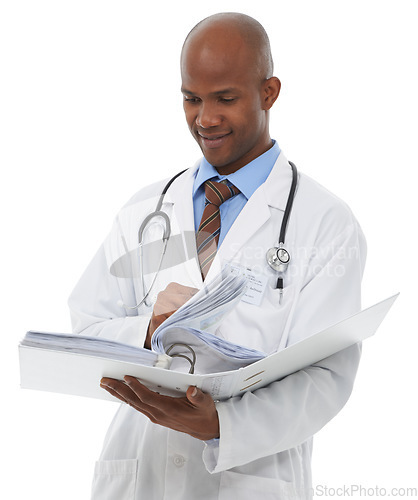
top-left (150, 267), bottom-right (266, 373)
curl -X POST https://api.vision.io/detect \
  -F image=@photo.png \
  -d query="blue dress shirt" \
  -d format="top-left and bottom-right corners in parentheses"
top-left (192, 141), bottom-right (281, 246)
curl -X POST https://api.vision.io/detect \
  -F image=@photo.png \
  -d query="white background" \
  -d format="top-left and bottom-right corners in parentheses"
top-left (1, 1), bottom-right (417, 498)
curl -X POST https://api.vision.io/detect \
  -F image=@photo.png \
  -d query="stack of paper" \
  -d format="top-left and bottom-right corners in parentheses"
top-left (21, 331), bottom-right (172, 367)
top-left (19, 267), bottom-right (399, 402)
top-left (20, 268), bottom-right (265, 374)
top-left (151, 268), bottom-right (266, 373)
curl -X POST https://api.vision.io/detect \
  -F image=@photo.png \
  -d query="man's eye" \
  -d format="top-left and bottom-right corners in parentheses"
top-left (219, 97), bottom-right (236, 103)
top-left (183, 96), bottom-right (199, 103)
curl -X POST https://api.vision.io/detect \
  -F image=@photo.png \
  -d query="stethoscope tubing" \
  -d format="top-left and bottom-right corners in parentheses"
top-left (280, 161), bottom-right (298, 244)
top-left (122, 161), bottom-right (298, 310)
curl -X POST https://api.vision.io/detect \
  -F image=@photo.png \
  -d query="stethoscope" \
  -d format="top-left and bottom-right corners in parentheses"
top-left (266, 160), bottom-right (298, 299)
top-left (120, 161), bottom-right (297, 310)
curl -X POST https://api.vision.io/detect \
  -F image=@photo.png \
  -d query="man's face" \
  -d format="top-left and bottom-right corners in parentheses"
top-left (181, 39), bottom-right (271, 175)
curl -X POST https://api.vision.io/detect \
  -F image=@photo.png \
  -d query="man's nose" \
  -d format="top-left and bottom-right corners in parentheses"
top-left (196, 103), bottom-right (222, 128)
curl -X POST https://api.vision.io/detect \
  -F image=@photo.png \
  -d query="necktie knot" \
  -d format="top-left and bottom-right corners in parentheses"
top-left (204, 180), bottom-right (240, 208)
top-left (197, 179), bottom-right (240, 279)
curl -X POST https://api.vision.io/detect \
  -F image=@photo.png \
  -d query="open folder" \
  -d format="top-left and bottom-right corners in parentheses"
top-left (19, 284), bottom-right (398, 402)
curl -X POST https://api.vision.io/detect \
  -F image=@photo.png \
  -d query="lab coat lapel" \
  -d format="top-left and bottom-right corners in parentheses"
top-left (261, 151), bottom-right (296, 213)
top-left (216, 188), bottom-right (271, 263)
top-left (204, 152), bottom-right (294, 282)
top-left (164, 163), bottom-right (203, 288)
top-left (202, 183), bottom-right (272, 284)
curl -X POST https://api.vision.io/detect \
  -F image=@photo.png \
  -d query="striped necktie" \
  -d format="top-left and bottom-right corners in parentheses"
top-left (196, 180), bottom-right (240, 279)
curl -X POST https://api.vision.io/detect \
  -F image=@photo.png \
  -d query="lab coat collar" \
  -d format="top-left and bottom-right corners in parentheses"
top-left (166, 151), bottom-right (294, 212)
top-left (261, 151), bottom-right (296, 211)
top-left (163, 160), bottom-right (200, 207)
top-left (163, 152), bottom-right (296, 285)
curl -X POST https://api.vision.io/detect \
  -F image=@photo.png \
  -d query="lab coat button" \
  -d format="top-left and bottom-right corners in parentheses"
top-left (173, 455), bottom-right (185, 467)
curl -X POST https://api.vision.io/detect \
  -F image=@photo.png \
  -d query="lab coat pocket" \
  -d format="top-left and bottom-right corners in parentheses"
top-left (219, 471), bottom-right (301, 500)
top-left (264, 281), bottom-right (297, 310)
top-left (91, 459), bottom-right (138, 500)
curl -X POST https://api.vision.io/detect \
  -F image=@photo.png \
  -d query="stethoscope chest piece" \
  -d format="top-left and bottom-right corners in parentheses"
top-left (266, 246), bottom-right (291, 273)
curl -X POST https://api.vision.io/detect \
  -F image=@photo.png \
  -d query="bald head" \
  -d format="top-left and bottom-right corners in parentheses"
top-left (180, 13), bottom-right (280, 174)
top-left (182, 13), bottom-right (274, 81)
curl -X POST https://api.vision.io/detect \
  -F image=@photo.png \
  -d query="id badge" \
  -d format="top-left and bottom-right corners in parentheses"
top-left (228, 265), bottom-right (268, 306)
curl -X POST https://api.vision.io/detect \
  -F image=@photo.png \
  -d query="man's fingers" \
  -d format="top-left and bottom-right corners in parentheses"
top-left (103, 376), bottom-right (168, 413)
top-left (100, 377), bottom-right (142, 406)
top-left (100, 377), bottom-right (131, 401)
top-left (165, 282), bottom-right (199, 296)
top-left (123, 376), bottom-right (173, 409)
top-left (153, 283), bottom-right (199, 317)
top-left (150, 311), bottom-right (175, 328)
top-left (100, 378), bottom-right (129, 404)
top-left (147, 283), bottom-right (200, 340)
top-left (153, 293), bottom-right (191, 317)
top-left (186, 386), bottom-right (215, 409)
top-left (100, 377), bottom-right (219, 440)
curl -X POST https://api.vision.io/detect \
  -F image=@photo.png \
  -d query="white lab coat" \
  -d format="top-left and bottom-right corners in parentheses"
top-left (68, 151), bottom-right (366, 500)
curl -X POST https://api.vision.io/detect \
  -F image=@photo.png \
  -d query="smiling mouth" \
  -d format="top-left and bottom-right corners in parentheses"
top-left (197, 132), bottom-right (231, 149)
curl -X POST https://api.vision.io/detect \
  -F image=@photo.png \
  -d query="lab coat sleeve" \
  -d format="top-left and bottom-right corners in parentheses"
top-left (68, 182), bottom-right (171, 345)
top-left (68, 230), bottom-right (152, 347)
top-left (203, 215), bottom-right (367, 473)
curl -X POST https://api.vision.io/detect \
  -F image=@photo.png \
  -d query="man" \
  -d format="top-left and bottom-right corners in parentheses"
top-left (69, 12), bottom-right (366, 500)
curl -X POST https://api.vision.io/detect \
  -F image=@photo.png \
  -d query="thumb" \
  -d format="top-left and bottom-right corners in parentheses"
top-left (186, 386), bottom-right (208, 406)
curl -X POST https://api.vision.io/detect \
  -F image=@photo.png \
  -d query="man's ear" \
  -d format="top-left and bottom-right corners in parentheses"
top-left (262, 77), bottom-right (281, 110)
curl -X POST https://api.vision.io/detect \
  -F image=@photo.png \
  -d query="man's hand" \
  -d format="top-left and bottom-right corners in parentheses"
top-left (145, 282), bottom-right (198, 349)
top-left (100, 376), bottom-right (220, 441)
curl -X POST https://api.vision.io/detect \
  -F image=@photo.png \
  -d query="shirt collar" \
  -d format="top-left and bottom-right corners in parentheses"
top-left (192, 140), bottom-right (281, 200)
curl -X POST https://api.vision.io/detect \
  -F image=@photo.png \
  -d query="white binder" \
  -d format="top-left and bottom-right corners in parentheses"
top-left (19, 294), bottom-right (398, 402)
